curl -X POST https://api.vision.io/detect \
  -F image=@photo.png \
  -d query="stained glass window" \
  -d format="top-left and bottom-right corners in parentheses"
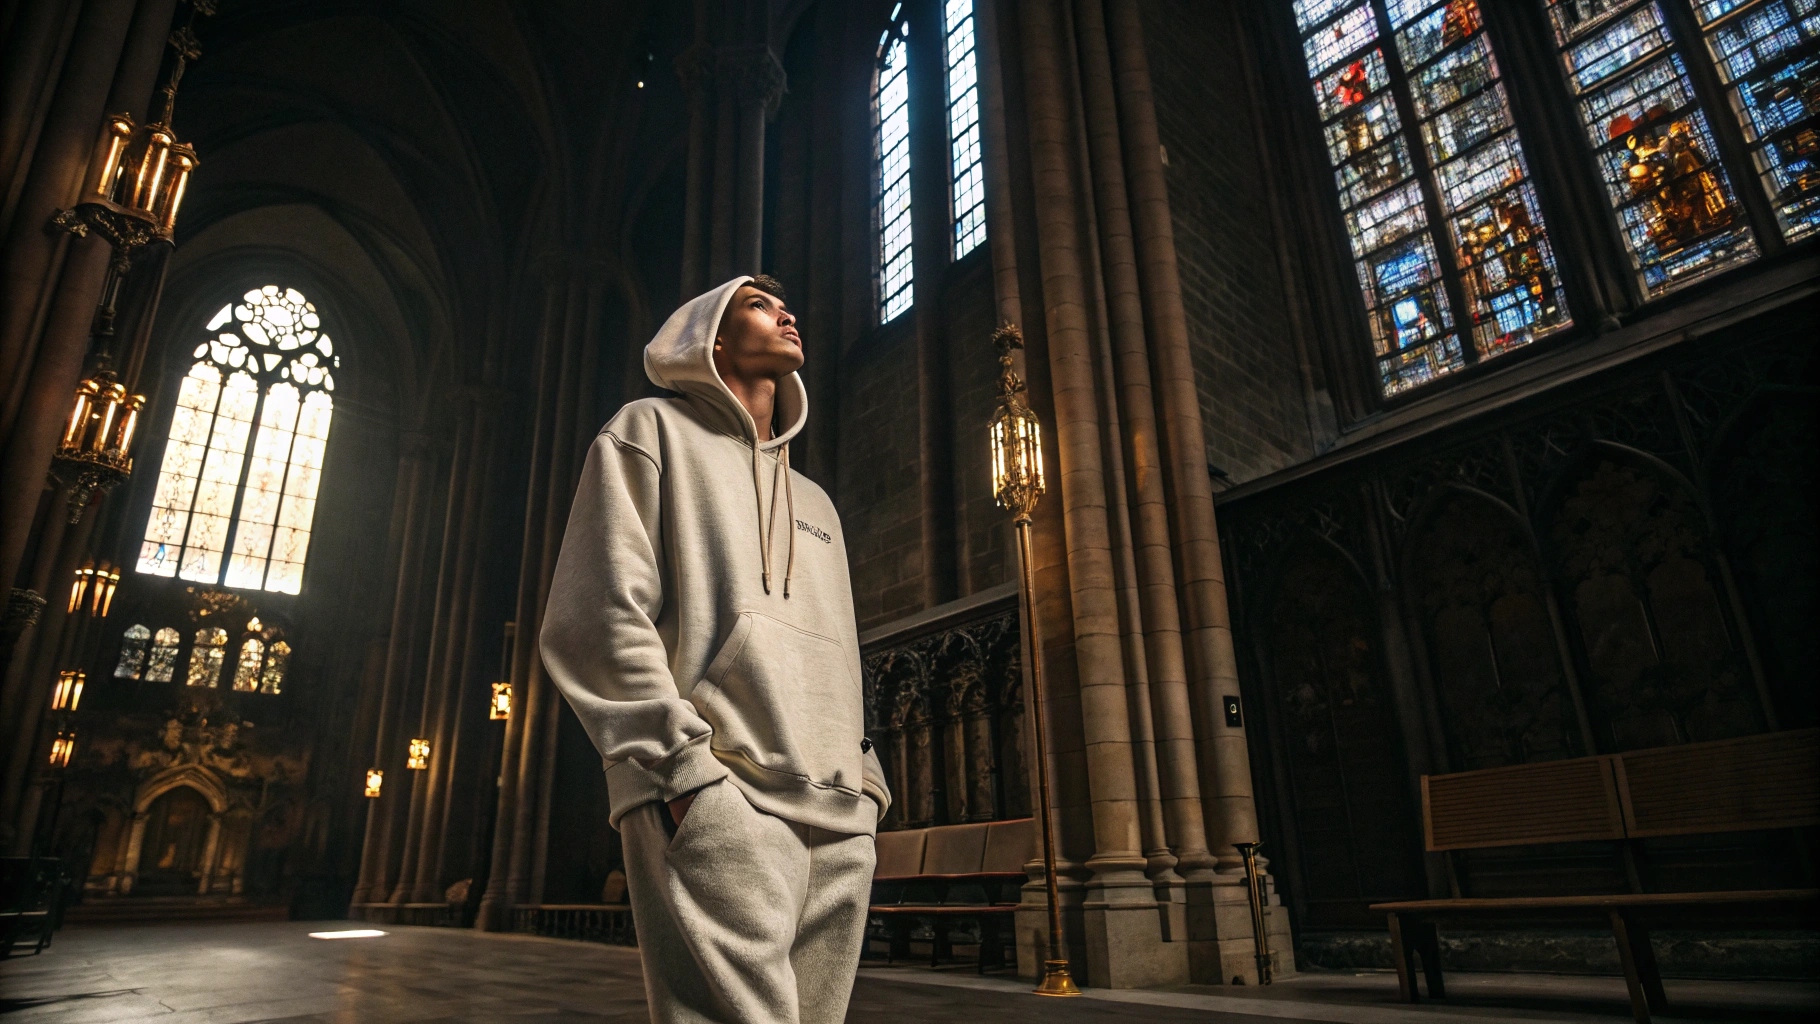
top-left (1689, 0), bottom-right (1820, 241)
top-left (137, 285), bottom-right (339, 594)
top-left (1544, 0), bottom-right (1760, 293)
top-left (876, 13), bottom-right (915, 323)
top-left (1295, 0), bottom-right (1571, 397)
top-left (187, 627), bottom-right (227, 687)
top-left (115, 624), bottom-right (151, 679)
top-left (260, 640), bottom-right (290, 695)
top-left (945, 0), bottom-right (987, 258)
top-left (231, 638), bottom-right (264, 692)
top-left (147, 627), bottom-right (180, 683)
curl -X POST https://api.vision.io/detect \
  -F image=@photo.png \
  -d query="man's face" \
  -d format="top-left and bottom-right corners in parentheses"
top-left (714, 285), bottom-right (803, 383)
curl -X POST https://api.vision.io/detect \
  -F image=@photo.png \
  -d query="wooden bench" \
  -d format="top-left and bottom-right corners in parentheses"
top-left (867, 818), bottom-right (1033, 971)
top-left (1371, 728), bottom-right (1820, 1024)
top-left (0, 857), bottom-right (67, 959)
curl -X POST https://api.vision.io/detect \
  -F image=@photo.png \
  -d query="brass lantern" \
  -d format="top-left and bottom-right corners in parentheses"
top-left (69, 560), bottom-right (122, 617)
top-left (490, 682), bottom-right (512, 721)
top-left (49, 732), bottom-right (77, 769)
top-left (364, 768), bottom-right (384, 798)
top-left (51, 670), bottom-right (86, 711)
top-left (53, 369), bottom-right (143, 521)
top-left (989, 325), bottom-right (1045, 521)
top-left (407, 738), bottom-right (430, 770)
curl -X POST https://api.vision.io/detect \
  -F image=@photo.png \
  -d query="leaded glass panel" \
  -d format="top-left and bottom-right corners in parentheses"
top-left (115, 624), bottom-right (151, 680)
top-left (147, 627), bottom-right (180, 683)
top-left (260, 640), bottom-right (290, 695)
top-left (1544, 0), bottom-right (1761, 293)
top-left (137, 285), bottom-right (338, 593)
top-left (945, 0), bottom-right (987, 258)
top-left (1297, 0), bottom-right (1568, 396)
top-left (877, 24), bottom-right (914, 323)
top-left (1691, 0), bottom-right (1820, 240)
top-left (187, 627), bottom-right (227, 687)
top-left (232, 638), bottom-right (264, 692)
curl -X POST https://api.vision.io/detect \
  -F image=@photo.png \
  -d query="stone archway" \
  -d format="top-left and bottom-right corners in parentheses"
top-left (116, 764), bottom-right (230, 896)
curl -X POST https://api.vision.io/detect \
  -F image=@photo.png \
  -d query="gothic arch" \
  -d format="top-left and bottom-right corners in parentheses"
top-left (1539, 443), bottom-right (1765, 751)
top-left (134, 764), bottom-right (229, 816)
top-left (1400, 485), bottom-right (1584, 771)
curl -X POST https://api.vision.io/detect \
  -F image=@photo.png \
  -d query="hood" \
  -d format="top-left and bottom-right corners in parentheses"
top-left (643, 276), bottom-right (807, 451)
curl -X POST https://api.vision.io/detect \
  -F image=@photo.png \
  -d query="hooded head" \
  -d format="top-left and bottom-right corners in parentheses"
top-left (644, 276), bottom-right (807, 450)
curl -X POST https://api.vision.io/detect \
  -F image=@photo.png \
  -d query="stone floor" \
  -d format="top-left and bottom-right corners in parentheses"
top-left (1, 921), bottom-right (1814, 1024)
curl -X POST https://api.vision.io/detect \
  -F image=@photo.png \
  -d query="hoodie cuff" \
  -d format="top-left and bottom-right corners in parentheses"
top-left (647, 734), bottom-right (729, 802)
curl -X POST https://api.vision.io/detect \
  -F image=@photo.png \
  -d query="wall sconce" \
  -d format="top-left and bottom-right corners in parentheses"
top-left (53, 373), bottom-right (143, 521)
top-left (490, 682), bottom-right (512, 721)
top-left (49, 732), bottom-right (77, 769)
top-left (68, 560), bottom-right (121, 616)
top-left (407, 738), bottom-right (430, 770)
top-left (51, 670), bottom-right (85, 711)
top-left (364, 768), bottom-right (383, 798)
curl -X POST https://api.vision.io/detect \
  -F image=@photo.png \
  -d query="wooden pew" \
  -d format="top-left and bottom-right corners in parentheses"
top-left (1371, 728), bottom-right (1820, 1024)
top-left (867, 818), bottom-right (1033, 971)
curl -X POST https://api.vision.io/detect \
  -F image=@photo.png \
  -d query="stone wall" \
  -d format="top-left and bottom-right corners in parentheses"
top-left (1138, 0), bottom-right (1319, 485)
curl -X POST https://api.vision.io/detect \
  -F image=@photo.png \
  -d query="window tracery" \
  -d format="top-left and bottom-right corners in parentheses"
top-left (1294, 0), bottom-right (1572, 397)
top-left (876, 13), bottom-right (915, 323)
top-left (138, 285), bottom-right (338, 594)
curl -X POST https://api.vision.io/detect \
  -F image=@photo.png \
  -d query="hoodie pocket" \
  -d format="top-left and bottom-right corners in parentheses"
top-left (693, 611), bottom-right (863, 796)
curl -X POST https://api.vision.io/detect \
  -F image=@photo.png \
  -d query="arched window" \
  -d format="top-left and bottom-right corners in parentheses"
top-left (876, 10), bottom-right (915, 323)
top-left (231, 638), bottom-right (264, 692)
top-left (943, 0), bottom-right (987, 258)
top-left (187, 627), bottom-right (227, 687)
top-left (260, 640), bottom-right (290, 695)
top-left (137, 285), bottom-right (339, 595)
top-left (147, 627), bottom-right (181, 683)
top-left (115, 624), bottom-right (151, 679)
top-left (1294, 0), bottom-right (1572, 397)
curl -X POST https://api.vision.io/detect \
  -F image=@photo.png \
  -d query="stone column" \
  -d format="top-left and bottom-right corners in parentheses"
top-left (1014, 0), bottom-right (1162, 988)
top-left (119, 810), bottom-right (147, 893)
top-left (1105, 0), bottom-right (1290, 982)
top-left (196, 811), bottom-right (222, 895)
top-left (477, 268), bottom-right (567, 931)
top-left (0, 0), bottom-right (175, 609)
top-left (351, 438), bottom-right (433, 906)
top-left (674, 1), bottom-right (783, 292)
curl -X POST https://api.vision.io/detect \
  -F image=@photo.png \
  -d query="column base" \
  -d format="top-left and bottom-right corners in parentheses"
top-left (1185, 873), bottom-right (1298, 985)
top-left (1083, 900), bottom-right (1189, 988)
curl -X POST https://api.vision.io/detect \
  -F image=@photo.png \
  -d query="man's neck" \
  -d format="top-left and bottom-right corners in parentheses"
top-left (722, 373), bottom-right (778, 442)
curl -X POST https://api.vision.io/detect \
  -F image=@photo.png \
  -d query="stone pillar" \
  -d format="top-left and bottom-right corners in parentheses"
top-left (119, 810), bottom-right (147, 893)
top-left (196, 812), bottom-right (222, 895)
top-left (1106, 0), bottom-right (1290, 983)
top-left (351, 438), bottom-right (433, 906)
top-left (674, 0), bottom-right (783, 294)
top-left (477, 267), bottom-right (567, 931)
top-left (0, 0), bottom-right (175, 612)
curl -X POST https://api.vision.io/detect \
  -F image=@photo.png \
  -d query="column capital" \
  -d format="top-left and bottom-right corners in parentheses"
top-left (675, 43), bottom-right (786, 117)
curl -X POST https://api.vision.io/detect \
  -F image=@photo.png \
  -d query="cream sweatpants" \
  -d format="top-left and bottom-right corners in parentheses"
top-left (620, 777), bottom-right (876, 1024)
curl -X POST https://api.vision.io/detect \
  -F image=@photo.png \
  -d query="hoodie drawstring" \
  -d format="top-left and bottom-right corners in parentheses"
top-left (753, 438), bottom-right (796, 598)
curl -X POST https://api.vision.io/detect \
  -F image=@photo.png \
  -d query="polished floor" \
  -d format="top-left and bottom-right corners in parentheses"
top-left (1, 921), bottom-right (1815, 1024)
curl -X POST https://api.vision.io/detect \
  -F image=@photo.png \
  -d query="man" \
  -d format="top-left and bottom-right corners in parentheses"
top-left (542, 275), bottom-right (890, 1024)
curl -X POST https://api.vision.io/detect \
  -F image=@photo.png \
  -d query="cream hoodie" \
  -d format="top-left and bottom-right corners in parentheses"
top-left (542, 276), bottom-right (891, 837)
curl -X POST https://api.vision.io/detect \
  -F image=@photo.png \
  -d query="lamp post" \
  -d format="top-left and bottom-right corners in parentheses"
top-left (49, 1), bottom-right (212, 522)
top-left (989, 323), bottom-right (1078, 998)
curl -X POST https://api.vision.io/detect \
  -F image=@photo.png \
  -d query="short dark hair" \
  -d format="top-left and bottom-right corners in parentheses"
top-left (748, 274), bottom-right (787, 302)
